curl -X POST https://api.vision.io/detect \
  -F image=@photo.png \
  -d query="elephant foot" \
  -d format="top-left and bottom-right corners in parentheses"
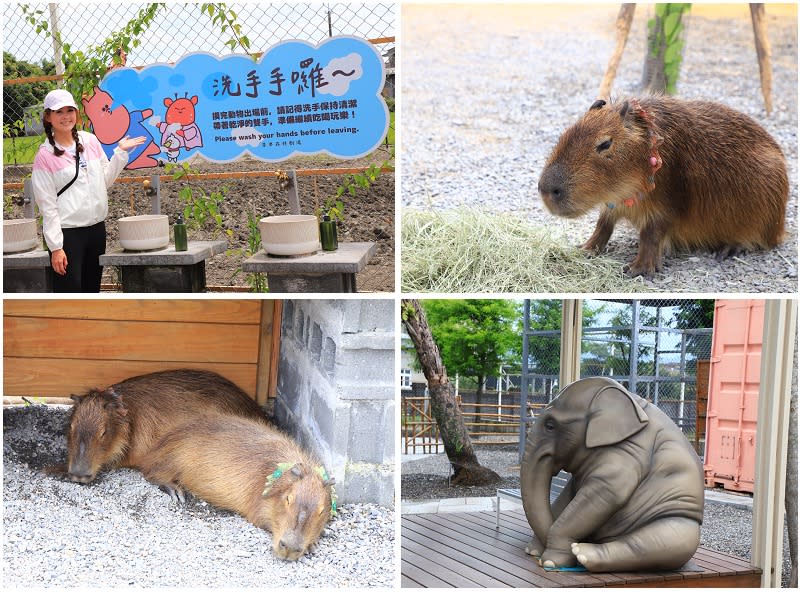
top-left (524, 538), bottom-right (542, 558)
top-left (571, 517), bottom-right (700, 572)
top-left (571, 542), bottom-right (603, 570)
top-left (539, 548), bottom-right (578, 569)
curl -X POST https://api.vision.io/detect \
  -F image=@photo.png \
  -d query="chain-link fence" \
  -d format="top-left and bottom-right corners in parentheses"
top-left (3, 2), bottom-right (394, 150)
top-left (522, 299), bottom-right (714, 448)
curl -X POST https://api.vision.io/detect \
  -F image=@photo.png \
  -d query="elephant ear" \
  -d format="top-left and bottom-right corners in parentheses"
top-left (585, 385), bottom-right (649, 448)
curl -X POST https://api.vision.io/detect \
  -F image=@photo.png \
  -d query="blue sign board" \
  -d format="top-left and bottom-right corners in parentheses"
top-left (83, 36), bottom-right (388, 169)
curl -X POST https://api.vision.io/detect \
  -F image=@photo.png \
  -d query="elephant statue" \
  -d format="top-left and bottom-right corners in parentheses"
top-left (520, 376), bottom-right (704, 572)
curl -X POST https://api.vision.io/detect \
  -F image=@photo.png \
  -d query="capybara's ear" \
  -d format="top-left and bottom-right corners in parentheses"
top-left (618, 100), bottom-right (631, 120)
top-left (69, 394), bottom-right (83, 404)
top-left (590, 99), bottom-right (607, 111)
top-left (290, 465), bottom-right (303, 479)
top-left (322, 477), bottom-right (336, 487)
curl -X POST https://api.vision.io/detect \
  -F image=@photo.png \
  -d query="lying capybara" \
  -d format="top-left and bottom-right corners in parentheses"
top-left (66, 369), bottom-right (267, 483)
top-left (140, 413), bottom-right (336, 561)
top-left (538, 96), bottom-right (789, 276)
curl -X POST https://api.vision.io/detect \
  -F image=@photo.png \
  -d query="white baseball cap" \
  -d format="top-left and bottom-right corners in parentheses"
top-left (43, 89), bottom-right (78, 111)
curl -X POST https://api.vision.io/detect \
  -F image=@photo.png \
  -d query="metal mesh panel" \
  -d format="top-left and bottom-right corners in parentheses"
top-left (3, 3), bottom-right (394, 138)
top-left (522, 299), bottom-right (714, 441)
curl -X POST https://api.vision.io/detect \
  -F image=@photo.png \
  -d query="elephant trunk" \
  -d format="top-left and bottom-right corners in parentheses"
top-left (520, 434), bottom-right (555, 546)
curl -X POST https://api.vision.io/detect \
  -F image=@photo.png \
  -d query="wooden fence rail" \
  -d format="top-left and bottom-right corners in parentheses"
top-left (401, 396), bottom-right (545, 454)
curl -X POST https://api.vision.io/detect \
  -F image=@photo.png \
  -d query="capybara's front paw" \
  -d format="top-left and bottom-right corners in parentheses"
top-left (714, 244), bottom-right (746, 262)
top-left (540, 548), bottom-right (579, 569)
top-left (580, 239), bottom-right (606, 253)
top-left (624, 256), bottom-right (660, 278)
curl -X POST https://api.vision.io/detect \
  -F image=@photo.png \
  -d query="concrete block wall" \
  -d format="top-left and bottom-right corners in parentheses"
top-left (275, 299), bottom-right (395, 507)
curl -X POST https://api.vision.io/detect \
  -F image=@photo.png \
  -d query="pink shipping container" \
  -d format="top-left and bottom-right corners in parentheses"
top-left (703, 299), bottom-right (764, 494)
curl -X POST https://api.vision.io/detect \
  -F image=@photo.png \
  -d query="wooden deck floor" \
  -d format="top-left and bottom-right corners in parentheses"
top-left (402, 509), bottom-right (761, 588)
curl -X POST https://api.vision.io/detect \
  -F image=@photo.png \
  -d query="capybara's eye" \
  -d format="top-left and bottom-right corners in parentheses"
top-left (596, 139), bottom-right (613, 153)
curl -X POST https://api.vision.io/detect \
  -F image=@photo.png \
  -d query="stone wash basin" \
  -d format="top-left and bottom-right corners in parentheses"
top-left (259, 215), bottom-right (320, 256)
top-left (118, 215), bottom-right (169, 251)
top-left (3, 219), bottom-right (38, 253)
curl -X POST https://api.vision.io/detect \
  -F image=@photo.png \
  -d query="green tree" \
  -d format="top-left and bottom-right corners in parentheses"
top-left (3, 52), bottom-right (55, 133)
top-left (641, 3), bottom-right (691, 94)
top-left (401, 299), bottom-right (501, 485)
top-left (422, 299), bottom-right (520, 414)
top-left (669, 299), bottom-right (715, 371)
top-left (526, 300), bottom-right (603, 393)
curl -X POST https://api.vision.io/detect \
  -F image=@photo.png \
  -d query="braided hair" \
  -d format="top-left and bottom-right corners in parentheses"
top-left (43, 110), bottom-right (83, 157)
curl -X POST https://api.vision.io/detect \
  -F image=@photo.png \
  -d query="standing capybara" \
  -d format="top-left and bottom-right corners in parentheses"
top-left (140, 413), bottom-right (336, 561)
top-left (538, 96), bottom-right (789, 277)
top-left (66, 369), bottom-right (267, 483)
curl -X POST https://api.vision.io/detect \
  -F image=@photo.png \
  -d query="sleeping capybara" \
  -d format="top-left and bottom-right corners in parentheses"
top-left (66, 369), bottom-right (267, 483)
top-left (538, 96), bottom-right (789, 277)
top-left (140, 413), bottom-right (336, 561)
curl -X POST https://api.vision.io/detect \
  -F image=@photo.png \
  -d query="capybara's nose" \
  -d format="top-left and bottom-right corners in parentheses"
top-left (538, 162), bottom-right (567, 202)
top-left (67, 460), bottom-right (94, 483)
top-left (68, 469), bottom-right (93, 484)
top-left (278, 536), bottom-right (305, 561)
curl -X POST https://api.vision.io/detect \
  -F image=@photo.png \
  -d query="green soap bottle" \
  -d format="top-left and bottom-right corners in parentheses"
top-left (319, 215), bottom-right (338, 251)
top-left (174, 214), bottom-right (188, 251)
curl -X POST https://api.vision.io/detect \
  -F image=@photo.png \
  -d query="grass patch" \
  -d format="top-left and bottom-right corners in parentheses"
top-left (401, 207), bottom-right (650, 293)
top-left (4, 135), bottom-right (42, 166)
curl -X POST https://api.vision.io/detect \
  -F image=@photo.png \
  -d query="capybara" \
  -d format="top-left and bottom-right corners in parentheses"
top-left (140, 413), bottom-right (336, 561)
top-left (66, 369), bottom-right (267, 483)
top-left (538, 96), bottom-right (789, 276)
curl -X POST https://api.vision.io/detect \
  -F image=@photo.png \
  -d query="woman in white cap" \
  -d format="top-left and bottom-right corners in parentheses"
top-left (31, 88), bottom-right (145, 292)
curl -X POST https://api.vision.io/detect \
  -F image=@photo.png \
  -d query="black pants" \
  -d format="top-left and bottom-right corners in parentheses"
top-left (52, 221), bottom-right (106, 293)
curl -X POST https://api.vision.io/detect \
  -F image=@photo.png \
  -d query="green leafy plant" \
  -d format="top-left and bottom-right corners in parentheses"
top-left (318, 156), bottom-right (393, 222)
top-left (228, 210), bottom-right (268, 292)
top-left (3, 119), bottom-right (28, 164)
top-left (166, 162), bottom-right (227, 236)
top-left (647, 3), bottom-right (691, 95)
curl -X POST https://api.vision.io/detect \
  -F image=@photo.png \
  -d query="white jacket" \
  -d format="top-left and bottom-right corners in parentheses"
top-left (31, 130), bottom-right (128, 251)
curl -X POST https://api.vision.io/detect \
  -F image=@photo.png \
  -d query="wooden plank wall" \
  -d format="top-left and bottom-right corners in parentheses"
top-left (4, 299), bottom-right (282, 404)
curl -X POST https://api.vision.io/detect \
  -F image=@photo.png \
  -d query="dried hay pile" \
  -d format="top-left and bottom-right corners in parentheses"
top-left (401, 208), bottom-right (649, 293)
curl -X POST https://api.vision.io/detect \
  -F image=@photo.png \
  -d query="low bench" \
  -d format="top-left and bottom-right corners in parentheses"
top-left (3, 249), bottom-right (53, 293)
top-left (242, 242), bottom-right (376, 293)
top-left (99, 240), bottom-right (227, 293)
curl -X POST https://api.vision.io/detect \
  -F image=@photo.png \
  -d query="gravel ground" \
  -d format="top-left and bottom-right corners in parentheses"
top-left (3, 405), bottom-right (396, 588)
top-left (401, 447), bottom-right (792, 587)
top-left (400, 4), bottom-right (798, 292)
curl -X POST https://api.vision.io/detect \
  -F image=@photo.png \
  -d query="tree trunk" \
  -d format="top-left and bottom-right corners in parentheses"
top-left (598, 3), bottom-right (636, 99)
top-left (402, 299), bottom-right (501, 485)
top-left (473, 375), bottom-right (486, 440)
top-left (750, 4), bottom-right (773, 114)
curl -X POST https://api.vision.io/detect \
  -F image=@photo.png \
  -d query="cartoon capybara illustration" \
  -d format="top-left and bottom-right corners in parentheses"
top-left (157, 94), bottom-right (203, 162)
top-left (82, 87), bottom-right (160, 169)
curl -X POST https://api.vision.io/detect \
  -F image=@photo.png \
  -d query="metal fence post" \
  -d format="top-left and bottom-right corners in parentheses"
top-left (519, 299), bottom-right (531, 463)
top-left (23, 178), bottom-right (35, 219)
top-left (149, 174), bottom-right (161, 214)
top-left (630, 300), bottom-right (640, 395)
top-left (287, 170), bottom-right (300, 214)
top-left (49, 4), bottom-right (65, 81)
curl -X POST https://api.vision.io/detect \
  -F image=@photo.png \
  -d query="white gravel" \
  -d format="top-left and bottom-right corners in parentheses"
top-left (3, 405), bottom-right (396, 588)
top-left (400, 4), bottom-right (798, 292)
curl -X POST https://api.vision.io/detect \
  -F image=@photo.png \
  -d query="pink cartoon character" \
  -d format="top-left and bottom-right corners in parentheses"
top-left (82, 87), bottom-right (160, 169)
top-left (157, 94), bottom-right (203, 162)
